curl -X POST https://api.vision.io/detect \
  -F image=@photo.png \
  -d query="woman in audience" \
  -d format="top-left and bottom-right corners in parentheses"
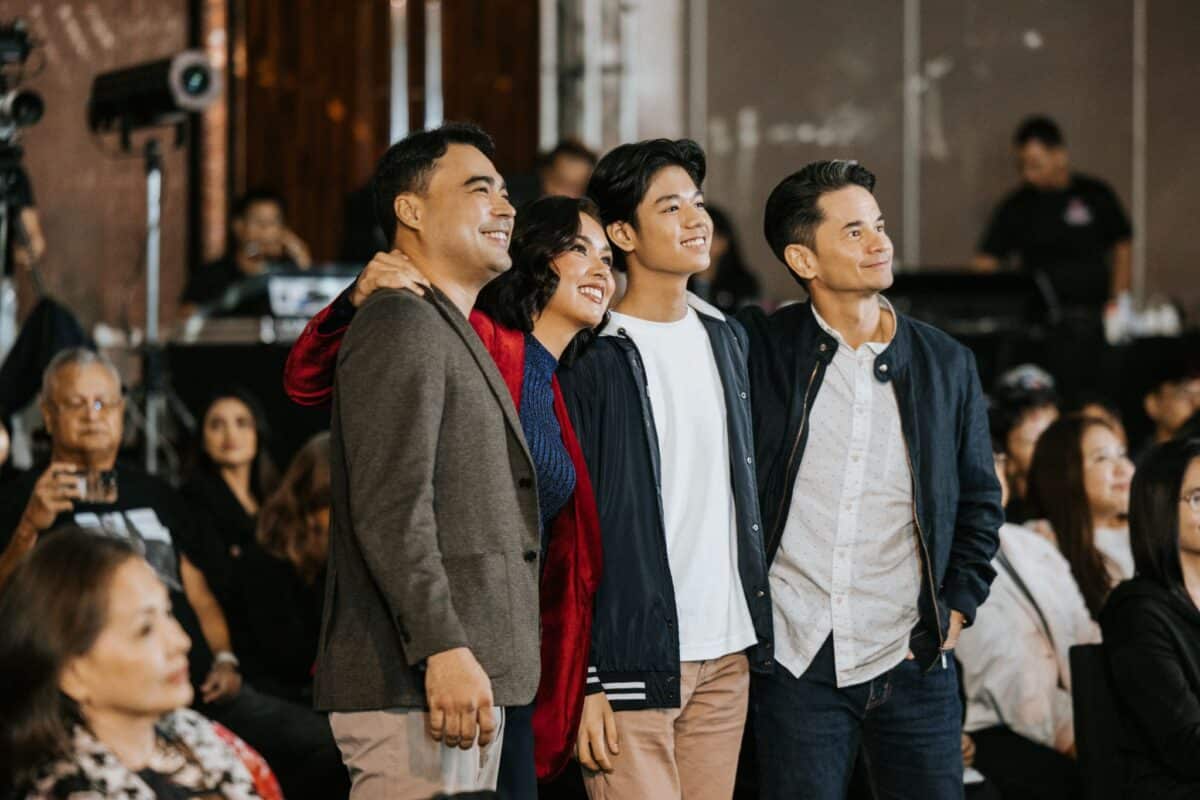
top-left (235, 432), bottom-right (331, 703)
top-left (957, 434), bottom-right (1098, 799)
top-left (181, 387), bottom-right (279, 610)
top-left (1101, 438), bottom-right (1200, 798)
top-left (1027, 414), bottom-right (1135, 618)
top-left (990, 364), bottom-right (1060, 522)
top-left (0, 528), bottom-right (280, 798)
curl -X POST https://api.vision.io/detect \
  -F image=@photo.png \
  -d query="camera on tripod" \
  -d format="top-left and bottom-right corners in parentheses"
top-left (0, 19), bottom-right (44, 143)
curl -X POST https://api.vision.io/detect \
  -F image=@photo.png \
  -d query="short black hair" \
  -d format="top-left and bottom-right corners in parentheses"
top-left (1129, 438), bottom-right (1200, 607)
top-left (232, 188), bottom-right (285, 220)
top-left (371, 122), bottom-right (497, 245)
top-left (1014, 115), bottom-right (1064, 149)
top-left (586, 138), bottom-right (706, 272)
top-left (763, 160), bottom-right (876, 288)
top-left (540, 138), bottom-right (598, 170)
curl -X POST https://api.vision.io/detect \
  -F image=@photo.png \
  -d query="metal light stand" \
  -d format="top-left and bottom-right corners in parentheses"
top-left (143, 137), bottom-right (164, 474)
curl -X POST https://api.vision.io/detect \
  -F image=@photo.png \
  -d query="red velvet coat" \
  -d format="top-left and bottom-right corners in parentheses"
top-left (283, 302), bottom-right (602, 780)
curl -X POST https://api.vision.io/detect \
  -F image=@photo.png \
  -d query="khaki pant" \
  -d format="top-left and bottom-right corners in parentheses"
top-left (330, 707), bottom-right (505, 800)
top-left (583, 652), bottom-right (750, 800)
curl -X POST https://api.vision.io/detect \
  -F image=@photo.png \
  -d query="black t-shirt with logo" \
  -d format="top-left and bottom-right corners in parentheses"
top-left (0, 466), bottom-right (215, 687)
top-left (979, 173), bottom-right (1132, 309)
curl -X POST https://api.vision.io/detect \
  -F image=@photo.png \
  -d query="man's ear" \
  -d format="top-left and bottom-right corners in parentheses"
top-left (784, 242), bottom-right (818, 284)
top-left (393, 193), bottom-right (423, 232)
top-left (606, 220), bottom-right (636, 256)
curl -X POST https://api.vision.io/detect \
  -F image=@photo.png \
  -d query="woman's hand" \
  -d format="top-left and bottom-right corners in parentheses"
top-left (351, 250), bottom-right (432, 307)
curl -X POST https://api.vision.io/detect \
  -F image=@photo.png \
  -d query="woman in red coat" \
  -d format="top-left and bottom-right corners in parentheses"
top-left (283, 195), bottom-right (613, 795)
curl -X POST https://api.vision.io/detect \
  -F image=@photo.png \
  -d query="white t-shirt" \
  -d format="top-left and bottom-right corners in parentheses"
top-left (608, 308), bottom-right (758, 662)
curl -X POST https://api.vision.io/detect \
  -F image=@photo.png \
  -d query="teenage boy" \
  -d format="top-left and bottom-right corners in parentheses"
top-left (560, 139), bottom-right (773, 800)
top-left (742, 160), bottom-right (1003, 799)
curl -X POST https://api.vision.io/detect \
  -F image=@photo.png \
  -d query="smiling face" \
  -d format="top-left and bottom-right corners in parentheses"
top-left (788, 185), bottom-right (893, 296)
top-left (1081, 423), bottom-right (1134, 525)
top-left (402, 143), bottom-right (516, 283)
top-left (612, 165), bottom-right (712, 277)
top-left (60, 558), bottom-right (193, 720)
top-left (540, 212), bottom-right (616, 331)
top-left (202, 397), bottom-right (258, 471)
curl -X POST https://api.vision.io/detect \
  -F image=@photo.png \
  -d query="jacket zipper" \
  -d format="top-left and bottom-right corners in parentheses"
top-left (897, 409), bottom-right (947, 669)
top-left (768, 360), bottom-right (821, 557)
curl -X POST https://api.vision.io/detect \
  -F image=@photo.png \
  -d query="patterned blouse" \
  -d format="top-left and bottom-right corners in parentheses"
top-left (21, 709), bottom-right (279, 800)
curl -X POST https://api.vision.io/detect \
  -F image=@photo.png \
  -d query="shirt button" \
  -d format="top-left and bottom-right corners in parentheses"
top-left (523, 550), bottom-right (538, 562)
top-left (879, 364), bottom-right (889, 373)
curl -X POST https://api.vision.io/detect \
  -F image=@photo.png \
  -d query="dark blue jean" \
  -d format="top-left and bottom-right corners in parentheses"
top-left (497, 703), bottom-right (536, 799)
top-left (753, 636), bottom-right (963, 800)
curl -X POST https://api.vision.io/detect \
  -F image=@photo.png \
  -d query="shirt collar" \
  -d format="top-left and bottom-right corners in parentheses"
top-left (811, 295), bottom-right (896, 355)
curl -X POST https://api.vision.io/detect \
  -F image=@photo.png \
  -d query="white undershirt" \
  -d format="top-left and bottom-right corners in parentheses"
top-left (608, 308), bottom-right (757, 662)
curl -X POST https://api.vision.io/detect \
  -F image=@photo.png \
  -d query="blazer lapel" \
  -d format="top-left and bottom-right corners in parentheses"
top-left (426, 288), bottom-right (535, 471)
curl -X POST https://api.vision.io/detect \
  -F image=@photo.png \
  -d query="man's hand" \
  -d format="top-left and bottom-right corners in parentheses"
top-left (943, 610), bottom-right (967, 651)
top-left (200, 662), bottom-right (243, 704)
top-left (350, 250), bottom-right (431, 307)
top-left (425, 647), bottom-right (496, 750)
top-left (280, 226), bottom-right (313, 269)
top-left (21, 462), bottom-right (85, 533)
top-left (575, 692), bottom-right (620, 773)
top-left (961, 733), bottom-right (976, 768)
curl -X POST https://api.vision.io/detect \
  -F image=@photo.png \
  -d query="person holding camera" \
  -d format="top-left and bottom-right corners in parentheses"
top-left (0, 347), bottom-right (348, 800)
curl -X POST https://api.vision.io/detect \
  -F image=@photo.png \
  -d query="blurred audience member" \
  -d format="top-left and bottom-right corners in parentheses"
top-left (539, 139), bottom-right (597, 199)
top-left (0, 529), bottom-right (281, 798)
top-left (973, 115), bottom-right (1131, 315)
top-left (990, 364), bottom-right (1059, 522)
top-left (1027, 415), bottom-right (1134, 618)
top-left (241, 432), bottom-right (331, 703)
top-left (180, 189), bottom-right (313, 313)
top-left (687, 205), bottom-right (761, 312)
top-left (0, 348), bottom-right (347, 800)
top-left (0, 420), bottom-right (13, 486)
top-left (1101, 438), bottom-right (1200, 798)
top-left (1071, 393), bottom-right (1127, 449)
top-left (957, 435), bottom-right (1097, 799)
top-left (181, 387), bottom-right (279, 610)
top-left (1140, 359), bottom-right (1200, 455)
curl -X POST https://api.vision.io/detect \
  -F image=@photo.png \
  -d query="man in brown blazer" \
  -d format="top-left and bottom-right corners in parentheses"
top-left (316, 123), bottom-right (540, 799)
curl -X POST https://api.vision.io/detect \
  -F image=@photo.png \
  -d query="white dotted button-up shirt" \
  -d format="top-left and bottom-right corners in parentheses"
top-left (768, 298), bottom-right (923, 687)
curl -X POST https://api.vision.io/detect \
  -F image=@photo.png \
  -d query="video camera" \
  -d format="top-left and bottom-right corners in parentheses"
top-left (0, 19), bottom-right (43, 144)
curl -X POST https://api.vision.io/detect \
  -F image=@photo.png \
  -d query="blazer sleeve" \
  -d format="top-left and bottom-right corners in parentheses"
top-left (1105, 600), bottom-right (1200, 780)
top-left (944, 348), bottom-right (1003, 624)
top-left (283, 288), bottom-right (357, 407)
top-left (336, 293), bottom-right (469, 665)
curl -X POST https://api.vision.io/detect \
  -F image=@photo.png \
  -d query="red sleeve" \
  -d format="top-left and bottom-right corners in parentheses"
top-left (283, 302), bottom-right (350, 407)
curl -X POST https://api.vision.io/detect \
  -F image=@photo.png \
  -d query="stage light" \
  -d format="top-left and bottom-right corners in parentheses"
top-left (87, 50), bottom-right (221, 135)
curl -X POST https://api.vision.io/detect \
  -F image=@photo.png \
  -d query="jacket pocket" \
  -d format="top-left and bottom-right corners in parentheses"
top-left (444, 552), bottom-right (514, 678)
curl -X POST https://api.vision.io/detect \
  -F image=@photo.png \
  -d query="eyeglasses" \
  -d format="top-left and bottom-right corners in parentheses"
top-left (56, 395), bottom-right (124, 415)
top-left (1181, 490), bottom-right (1200, 514)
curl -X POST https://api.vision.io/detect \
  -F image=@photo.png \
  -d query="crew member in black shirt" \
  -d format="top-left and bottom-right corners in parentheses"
top-left (973, 115), bottom-right (1132, 312)
top-left (180, 188), bottom-right (313, 316)
top-left (974, 116), bottom-right (1132, 402)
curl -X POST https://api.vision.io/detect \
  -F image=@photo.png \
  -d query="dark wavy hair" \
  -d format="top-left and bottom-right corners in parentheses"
top-left (0, 529), bottom-right (139, 787)
top-left (258, 433), bottom-right (331, 586)
top-left (189, 386), bottom-right (279, 503)
top-left (475, 195), bottom-right (608, 364)
top-left (586, 138), bottom-right (706, 272)
top-left (1027, 414), bottom-right (1118, 618)
top-left (1129, 438), bottom-right (1200, 608)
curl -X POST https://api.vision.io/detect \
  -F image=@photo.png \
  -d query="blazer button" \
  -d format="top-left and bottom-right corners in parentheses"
top-left (523, 550), bottom-right (538, 562)
top-left (518, 477), bottom-right (533, 489)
